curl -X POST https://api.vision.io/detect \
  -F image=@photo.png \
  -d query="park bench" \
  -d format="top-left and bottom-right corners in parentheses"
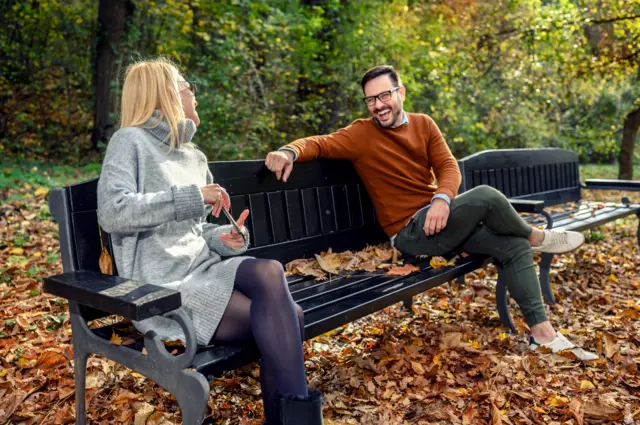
top-left (457, 148), bottom-right (640, 325)
top-left (43, 158), bottom-right (542, 425)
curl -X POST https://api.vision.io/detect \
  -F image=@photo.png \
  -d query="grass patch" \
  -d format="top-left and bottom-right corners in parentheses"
top-left (580, 162), bottom-right (640, 181)
top-left (1, 161), bottom-right (101, 191)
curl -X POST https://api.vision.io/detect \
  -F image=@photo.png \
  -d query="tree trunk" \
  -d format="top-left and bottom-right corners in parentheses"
top-left (92, 0), bottom-right (132, 152)
top-left (618, 106), bottom-right (640, 180)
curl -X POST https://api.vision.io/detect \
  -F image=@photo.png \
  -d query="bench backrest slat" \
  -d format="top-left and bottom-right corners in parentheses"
top-left (458, 148), bottom-right (581, 205)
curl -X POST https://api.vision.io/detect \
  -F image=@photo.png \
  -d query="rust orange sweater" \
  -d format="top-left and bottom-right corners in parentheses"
top-left (285, 113), bottom-right (461, 237)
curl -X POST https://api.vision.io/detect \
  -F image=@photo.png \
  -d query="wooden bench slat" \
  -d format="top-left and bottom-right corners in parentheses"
top-left (317, 186), bottom-right (336, 233)
top-left (296, 275), bottom-right (392, 312)
top-left (194, 343), bottom-right (257, 380)
top-left (332, 185), bottom-right (351, 231)
top-left (284, 190), bottom-right (305, 240)
top-left (508, 199), bottom-right (545, 213)
top-left (347, 184), bottom-right (364, 228)
top-left (302, 188), bottom-right (321, 237)
top-left (554, 208), bottom-right (638, 232)
top-left (248, 193), bottom-right (271, 247)
top-left (584, 179), bottom-right (640, 191)
top-left (290, 274), bottom-right (372, 300)
top-left (267, 192), bottom-right (288, 243)
top-left (551, 205), bottom-right (620, 227)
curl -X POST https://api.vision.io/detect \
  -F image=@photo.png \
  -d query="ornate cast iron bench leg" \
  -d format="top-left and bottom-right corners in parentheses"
top-left (402, 297), bottom-right (414, 311)
top-left (495, 265), bottom-right (517, 334)
top-left (70, 306), bottom-right (90, 425)
top-left (537, 210), bottom-right (556, 305)
top-left (69, 303), bottom-right (209, 425)
top-left (636, 210), bottom-right (640, 248)
top-left (538, 253), bottom-right (556, 305)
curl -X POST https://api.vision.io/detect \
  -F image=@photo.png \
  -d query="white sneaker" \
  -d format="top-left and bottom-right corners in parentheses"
top-left (531, 230), bottom-right (584, 254)
top-left (529, 332), bottom-right (599, 361)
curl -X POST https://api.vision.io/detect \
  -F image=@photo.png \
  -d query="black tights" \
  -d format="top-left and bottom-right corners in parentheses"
top-left (211, 258), bottom-right (308, 423)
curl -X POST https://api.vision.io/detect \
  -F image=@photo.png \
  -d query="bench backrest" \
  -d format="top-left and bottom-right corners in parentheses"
top-left (49, 159), bottom-right (386, 277)
top-left (457, 148), bottom-right (582, 206)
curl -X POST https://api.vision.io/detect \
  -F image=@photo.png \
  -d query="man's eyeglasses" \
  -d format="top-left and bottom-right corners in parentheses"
top-left (362, 87), bottom-right (400, 106)
top-left (179, 80), bottom-right (197, 96)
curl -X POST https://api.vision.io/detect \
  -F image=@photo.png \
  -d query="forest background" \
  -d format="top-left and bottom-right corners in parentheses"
top-left (1, 0), bottom-right (639, 179)
top-left (2, 1), bottom-right (640, 423)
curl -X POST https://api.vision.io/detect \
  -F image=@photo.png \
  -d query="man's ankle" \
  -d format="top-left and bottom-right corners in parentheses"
top-left (530, 321), bottom-right (556, 344)
top-left (529, 228), bottom-right (545, 247)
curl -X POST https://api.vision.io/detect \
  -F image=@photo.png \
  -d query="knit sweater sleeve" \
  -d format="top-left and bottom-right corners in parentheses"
top-left (284, 122), bottom-right (363, 162)
top-left (426, 117), bottom-right (461, 199)
top-left (97, 129), bottom-right (205, 234)
top-left (201, 169), bottom-right (250, 256)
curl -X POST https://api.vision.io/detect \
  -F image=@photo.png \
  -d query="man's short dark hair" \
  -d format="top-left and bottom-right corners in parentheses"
top-left (361, 65), bottom-right (400, 93)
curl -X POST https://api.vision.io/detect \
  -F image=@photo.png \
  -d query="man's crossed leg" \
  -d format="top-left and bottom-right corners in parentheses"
top-left (395, 185), bottom-right (597, 361)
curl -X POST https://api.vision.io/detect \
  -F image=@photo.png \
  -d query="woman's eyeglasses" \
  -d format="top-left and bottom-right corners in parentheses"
top-left (180, 81), bottom-right (197, 96)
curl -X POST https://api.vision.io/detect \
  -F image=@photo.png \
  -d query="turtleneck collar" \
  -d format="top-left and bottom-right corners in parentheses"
top-left (143, 110), bottom-right (197, 148)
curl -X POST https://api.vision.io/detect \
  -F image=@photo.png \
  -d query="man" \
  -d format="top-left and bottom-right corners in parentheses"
top-left (265, 65), bottom-right (597, 361)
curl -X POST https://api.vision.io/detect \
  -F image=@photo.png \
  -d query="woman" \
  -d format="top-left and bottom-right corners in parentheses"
top-left (97, 58), bottom-right (322, 425)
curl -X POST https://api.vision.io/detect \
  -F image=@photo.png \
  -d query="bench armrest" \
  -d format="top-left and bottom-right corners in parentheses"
top-left (508, 199), bottom-right (545, 213)
top-left (43, 271), bottom-right (181, 321)
top-left (584, 179), bottom-right (640, 191)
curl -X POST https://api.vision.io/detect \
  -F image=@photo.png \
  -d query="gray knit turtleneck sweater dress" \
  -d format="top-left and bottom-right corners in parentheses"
top-left (97, 111), bottom-right (251, 345)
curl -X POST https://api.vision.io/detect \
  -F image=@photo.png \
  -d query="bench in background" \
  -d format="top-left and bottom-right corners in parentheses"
top-left (458, 148), bottom-right (640, 310)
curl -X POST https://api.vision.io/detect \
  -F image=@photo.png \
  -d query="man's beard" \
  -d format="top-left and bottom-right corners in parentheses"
top-left (374, 106), bottom-right (401, 128)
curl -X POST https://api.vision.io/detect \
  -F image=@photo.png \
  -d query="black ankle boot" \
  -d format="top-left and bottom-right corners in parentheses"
top-left (272, 389), bottom-right (323, 425)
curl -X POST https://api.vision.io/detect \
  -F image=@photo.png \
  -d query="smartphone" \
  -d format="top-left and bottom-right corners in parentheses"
top-left (221, 208), bottom-right (246, 242)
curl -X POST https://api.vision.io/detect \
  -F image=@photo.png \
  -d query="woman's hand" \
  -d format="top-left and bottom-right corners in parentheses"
top-left (200, 184), bottom-right (230, 217)
top-left (220, 209), bottom-right (250, 249)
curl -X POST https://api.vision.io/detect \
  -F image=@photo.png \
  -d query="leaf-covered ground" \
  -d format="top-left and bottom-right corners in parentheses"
top-left (1, 183), bottom-right (639, 425)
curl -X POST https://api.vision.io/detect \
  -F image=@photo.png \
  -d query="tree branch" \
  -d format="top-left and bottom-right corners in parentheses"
top-left (590, 15), bottom-right (640, 24)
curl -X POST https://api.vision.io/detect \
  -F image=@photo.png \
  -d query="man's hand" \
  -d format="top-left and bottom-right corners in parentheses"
top-left (423, 198), bottom-right (450, 236)
top-left (265, 150), bottom-right (295, 182)
top-left (220, 209), bottom-right (250, 249)
top-left (200, 184), bottom-right (231, 217)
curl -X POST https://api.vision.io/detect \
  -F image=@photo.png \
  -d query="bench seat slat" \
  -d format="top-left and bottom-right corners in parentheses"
top-left (291, 274), bottom-right (381, 301)
top-left (552, 207), bottom-right (640, 232)
top-left (508, 199), bottom-right (545, 213)
top-left (194, 343), bottom-right (257, 380)
top-left (509, 187), bottom-right (581, 204)
top-left (286, 274), bottom-right (316, 287)
top-left (551, 204), bottom-right (626, 227)
top-left (296, 275), bottom-right (392, 312)
top-left (584, 179), bottom-right (640, 191)
top-left (551, 205), bottom-right (619, 227)
top-left (43, 271), bottom-right (182, 321)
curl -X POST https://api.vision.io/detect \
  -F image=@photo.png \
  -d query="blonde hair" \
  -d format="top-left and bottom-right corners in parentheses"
top-left (120, 57), bottom-right (187, 151)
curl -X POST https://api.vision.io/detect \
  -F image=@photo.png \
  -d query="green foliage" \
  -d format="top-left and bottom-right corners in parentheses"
top-left (586, 229), bottom-right (606, 243)
top-left (0, 0), bottom-right (638, 163)
top-left (47, 254), bottom-right (60, 265)
top-left (0, 0), bottom-right (96, 161)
